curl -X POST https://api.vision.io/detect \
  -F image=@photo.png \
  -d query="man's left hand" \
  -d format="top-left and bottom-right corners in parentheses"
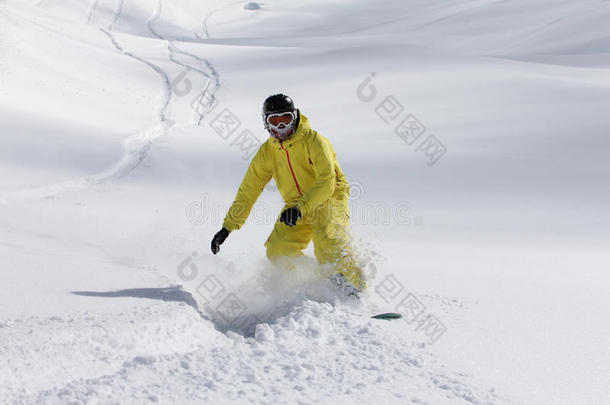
top-left (280, 206), bottom-right (302, 227)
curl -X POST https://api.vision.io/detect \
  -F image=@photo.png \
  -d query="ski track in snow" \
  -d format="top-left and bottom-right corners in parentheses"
top-left (196, 0), bottom-right (243, 41)
top-left (0, 0), bottom-right (220, 203)
top-left (147, 0), bottom-right (220, 125)
top-left (86, 0), bottom-right (99, 25)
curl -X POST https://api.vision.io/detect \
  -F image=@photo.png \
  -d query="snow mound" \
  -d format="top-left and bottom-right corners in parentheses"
top-left (181, 257), bottom-right (345, 336)
top-left (244, 2), bottom-right (262, 11)
top-left (22, 300), bottom-right (504, 405)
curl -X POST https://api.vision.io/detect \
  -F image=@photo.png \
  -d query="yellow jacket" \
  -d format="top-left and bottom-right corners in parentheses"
top-left (223, 112), bottom-right (349, 231)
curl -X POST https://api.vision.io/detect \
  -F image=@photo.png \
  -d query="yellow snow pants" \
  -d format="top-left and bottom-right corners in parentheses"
top-left (264, 189), bottom-right (365, 290)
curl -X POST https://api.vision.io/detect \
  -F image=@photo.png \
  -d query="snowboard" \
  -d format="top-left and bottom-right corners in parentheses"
top-left (371, 312), bottom-right (402, 320)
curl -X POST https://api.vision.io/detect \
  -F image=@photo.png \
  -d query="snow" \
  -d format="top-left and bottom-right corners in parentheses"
top-left (1, 0), bottom-right (609, 404)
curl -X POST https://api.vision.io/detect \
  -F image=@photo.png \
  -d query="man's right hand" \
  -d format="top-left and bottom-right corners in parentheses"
top-left (211, 227), bottom-right (230, 254)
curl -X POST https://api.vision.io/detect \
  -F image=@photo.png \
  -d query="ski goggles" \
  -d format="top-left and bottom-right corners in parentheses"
top-left (266, 111), bottom-right (296, 127)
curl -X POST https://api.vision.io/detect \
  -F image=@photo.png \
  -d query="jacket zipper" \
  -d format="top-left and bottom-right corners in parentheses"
top-left (280, 142), bottom-right (302, 195)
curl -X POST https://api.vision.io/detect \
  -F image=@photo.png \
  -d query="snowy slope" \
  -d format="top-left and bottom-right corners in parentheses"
top-left (1, 0), bottom-right (609, 404)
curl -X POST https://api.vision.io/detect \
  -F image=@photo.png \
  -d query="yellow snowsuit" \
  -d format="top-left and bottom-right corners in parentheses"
top-left (223, 112), bottom-right (364, 290)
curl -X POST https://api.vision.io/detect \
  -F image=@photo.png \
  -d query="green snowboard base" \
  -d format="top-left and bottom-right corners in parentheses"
top-left (371, 312), bottom-right (402, 320)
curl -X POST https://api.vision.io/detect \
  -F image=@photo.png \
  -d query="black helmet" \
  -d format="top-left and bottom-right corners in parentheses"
top-left (262, 94), bottom-right (295, 116)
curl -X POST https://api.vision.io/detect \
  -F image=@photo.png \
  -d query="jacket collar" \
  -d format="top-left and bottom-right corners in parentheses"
top-left (270, 110), bottom-right (309, 146)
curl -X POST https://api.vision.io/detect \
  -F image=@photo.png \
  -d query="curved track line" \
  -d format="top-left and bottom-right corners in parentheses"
top-left (88, 0), bottom-right (173, 182)
top-left (84, 0), bottom-right (173, 182)
top-left (1, 0), bottom-right (221, 203)
top-left (87, 0), bottom-right (99, 25)
top-left (196, 0), bottom-right (243, 41)
top-left (147, 0), bottom-right (220, 125)
top-left (168, 43), bottom-right (220, 124)
top-left (99, 27), bottom-right (172, 123)
top-left (108, 0), bottom-right (124, 31)
top-left (1, 0), bottom-right (166, 202)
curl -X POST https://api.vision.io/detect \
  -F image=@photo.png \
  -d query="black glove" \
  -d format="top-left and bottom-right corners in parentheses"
top-left (280, 206), bottom-right (302, 227)
top-left (211, 227), bottom-right (230, 254)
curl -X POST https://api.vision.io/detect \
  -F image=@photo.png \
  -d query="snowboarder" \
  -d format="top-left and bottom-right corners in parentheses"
top-left (211, 94), bottom-right (364, 293)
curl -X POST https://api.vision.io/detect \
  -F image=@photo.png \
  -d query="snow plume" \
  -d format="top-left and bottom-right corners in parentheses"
top-left (177, 255), bottom-right (352, 336)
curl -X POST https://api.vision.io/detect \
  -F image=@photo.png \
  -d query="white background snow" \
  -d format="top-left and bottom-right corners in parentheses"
top-left (1, 0), bottom-right (609, 404)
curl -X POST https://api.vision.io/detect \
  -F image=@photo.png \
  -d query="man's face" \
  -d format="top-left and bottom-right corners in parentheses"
top-left (266, 111), bottom-right (296, 140)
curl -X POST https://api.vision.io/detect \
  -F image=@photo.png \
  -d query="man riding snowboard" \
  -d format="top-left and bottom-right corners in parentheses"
top-left (211, 94), bottom-right (364, 293)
